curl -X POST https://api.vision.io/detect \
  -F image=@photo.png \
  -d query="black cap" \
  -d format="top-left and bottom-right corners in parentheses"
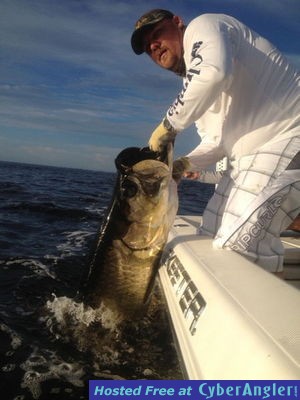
top-left (131, 9), bottom-right (174, 55)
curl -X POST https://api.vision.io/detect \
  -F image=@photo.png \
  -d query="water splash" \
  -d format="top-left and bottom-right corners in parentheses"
top-left (42, 291), bottom-right (182, 380)
top-left (20, 347), bottom-right (85, 399)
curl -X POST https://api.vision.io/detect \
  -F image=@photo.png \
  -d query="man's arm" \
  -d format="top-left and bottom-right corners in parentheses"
top-left (167, 14), bottom-right (234, 131)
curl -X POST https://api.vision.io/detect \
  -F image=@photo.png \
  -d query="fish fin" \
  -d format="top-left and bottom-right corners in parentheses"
top-left (142, 255), bottom-right (162, 304)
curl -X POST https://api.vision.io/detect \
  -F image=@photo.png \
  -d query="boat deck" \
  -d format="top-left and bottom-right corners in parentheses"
top-left (179, 215), bottom-right (300, 288)
top-left (159, 215), bottom-right (300, 379)
top-left (281, 232), bottom-right (300, 288)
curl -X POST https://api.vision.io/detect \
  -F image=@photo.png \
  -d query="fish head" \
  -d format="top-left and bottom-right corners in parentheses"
top-left (118, 156), bottom-right (171, 223)
top-left (114, 145), bottom-right (177, 249)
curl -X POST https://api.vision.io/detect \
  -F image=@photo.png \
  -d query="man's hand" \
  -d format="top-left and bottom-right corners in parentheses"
top-left (148, 118), bottom-right (176, 152)
top-left (172, 157), bottom-right (191, 182)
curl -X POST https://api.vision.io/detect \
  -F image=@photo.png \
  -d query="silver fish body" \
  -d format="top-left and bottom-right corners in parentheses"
top-left (81, 146), bottom-right (178, 318)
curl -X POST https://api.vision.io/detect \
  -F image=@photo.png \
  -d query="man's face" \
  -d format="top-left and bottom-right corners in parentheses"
top-left (142, 16), bottom-right (184, 73)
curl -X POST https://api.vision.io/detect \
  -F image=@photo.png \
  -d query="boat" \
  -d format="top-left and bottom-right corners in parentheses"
top-left (158, 214), bottom-right (300, 379)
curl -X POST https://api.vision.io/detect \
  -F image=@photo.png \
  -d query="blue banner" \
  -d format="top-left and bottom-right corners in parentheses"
top-left (89, 380), bottom-right (299, 400)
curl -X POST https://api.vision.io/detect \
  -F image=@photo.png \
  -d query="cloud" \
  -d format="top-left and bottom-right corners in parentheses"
top-left (20, 143), bottom-right (123, 172)
top-left (0, 132), bottom-right (122, 171)
top-left (0, 0), bottom-right (299, 171)
top-left (0, 0), bottom-right (179, 134)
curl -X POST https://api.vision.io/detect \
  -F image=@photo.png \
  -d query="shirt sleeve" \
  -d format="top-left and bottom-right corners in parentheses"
top-left (166, 14), bottom-right (234, 132)
top-left (197, 170), bottom-right (224, 184)
top-left (186, 139), bottom-right (226, 170)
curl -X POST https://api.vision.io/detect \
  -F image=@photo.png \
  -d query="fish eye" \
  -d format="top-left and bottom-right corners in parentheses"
top-left (121, 179), bottom-right (138, 198)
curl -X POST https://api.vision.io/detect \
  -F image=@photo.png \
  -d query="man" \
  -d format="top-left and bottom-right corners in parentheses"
top-left (131, 9), bottom-right (300, 273)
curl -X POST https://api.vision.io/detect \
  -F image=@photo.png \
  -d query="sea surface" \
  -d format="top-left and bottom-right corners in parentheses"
top-left (0, 160), bottom-right (214, 399)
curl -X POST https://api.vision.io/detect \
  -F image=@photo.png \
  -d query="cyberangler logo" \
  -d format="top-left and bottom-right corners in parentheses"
top-left (231, 194), bottom-right (283, 252)
top-left (198, 382), bottom-right (298, 400)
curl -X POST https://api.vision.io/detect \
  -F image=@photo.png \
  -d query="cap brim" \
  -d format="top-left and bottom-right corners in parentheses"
top-left (131, 25), bottom-right (153, 55)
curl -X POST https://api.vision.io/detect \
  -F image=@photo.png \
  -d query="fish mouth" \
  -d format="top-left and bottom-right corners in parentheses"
top-left (115, 146), bottom-right (169, 174)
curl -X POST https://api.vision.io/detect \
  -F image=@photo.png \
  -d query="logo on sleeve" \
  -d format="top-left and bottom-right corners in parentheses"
top-left (167, 41), bottom-right (204, 117)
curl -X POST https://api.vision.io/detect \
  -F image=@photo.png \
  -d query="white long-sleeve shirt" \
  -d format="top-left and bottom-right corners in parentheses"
top-left (166, 14), bottom-right (300, 171)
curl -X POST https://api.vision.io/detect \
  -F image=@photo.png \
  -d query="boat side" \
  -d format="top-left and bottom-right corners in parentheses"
top-left (159, 215), bottom-right (300, 379)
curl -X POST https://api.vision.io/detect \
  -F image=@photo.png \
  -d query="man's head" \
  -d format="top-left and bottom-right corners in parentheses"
top-left (131, 9), bottom-right (185, 75)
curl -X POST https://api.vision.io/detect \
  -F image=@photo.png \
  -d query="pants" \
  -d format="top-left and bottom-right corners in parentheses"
top-left (200, 137), bottom-right (300, 272)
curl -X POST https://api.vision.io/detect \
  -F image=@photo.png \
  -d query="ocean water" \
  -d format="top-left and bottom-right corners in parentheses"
top-left (0, 160), bottom-right (214, 399)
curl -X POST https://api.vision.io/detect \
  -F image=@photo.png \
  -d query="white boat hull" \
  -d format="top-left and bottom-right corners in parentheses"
top-left (159, 215), bottom-right (300, 379)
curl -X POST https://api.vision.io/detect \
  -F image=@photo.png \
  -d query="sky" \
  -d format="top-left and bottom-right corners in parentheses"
top-left (1, 0), bottom-right (299, 172)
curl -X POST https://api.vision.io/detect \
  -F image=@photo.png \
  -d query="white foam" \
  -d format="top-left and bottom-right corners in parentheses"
top-left (0, 323), bottom-right (22, 349)
top-left (1, 363), bottom-right (15, 372)
top-left (85, 205), bottom-right (106, 215)
top-left (42, 295), bottom-right (121, 359)
top-left (56, 230), bottom-right (93, 258)
top-left (46, 294), bottom-right (119, 330)
top-left (5, 259), bottom-right (56, 279)
top-left (20, 347), bottom-right (85, 399)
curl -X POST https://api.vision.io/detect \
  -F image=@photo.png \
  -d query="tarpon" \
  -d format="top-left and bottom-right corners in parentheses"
top-left (81, 145), bottom-right (178, 319)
